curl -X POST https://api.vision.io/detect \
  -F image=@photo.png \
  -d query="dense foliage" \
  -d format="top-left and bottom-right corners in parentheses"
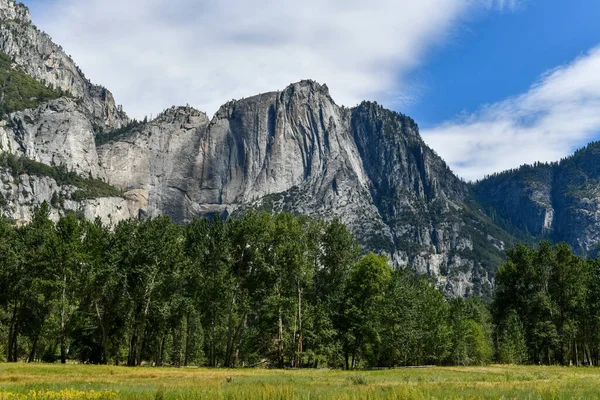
top-left (494, 241), bottom-right (600, 365)
top-left (0, 52), bottom-right (63, 118)
top-left (0, 153), bottom-right (122, 200)
top-left (0, 206), bottom-right (492, 368)
top-left (94, 119), bottom-right (145, 146)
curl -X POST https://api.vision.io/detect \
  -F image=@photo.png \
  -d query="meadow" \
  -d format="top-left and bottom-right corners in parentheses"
top-left (0, 364), bottom-right (599, 399)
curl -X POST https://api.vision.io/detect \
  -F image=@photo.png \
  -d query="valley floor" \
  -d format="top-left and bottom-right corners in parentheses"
top-left (0, 364), bottom-right (599, 399)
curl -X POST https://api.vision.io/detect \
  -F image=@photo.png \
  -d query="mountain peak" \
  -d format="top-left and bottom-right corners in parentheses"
top-left (0, 0), bottom-right (30, 24)
top-left (281, 79), bottom-right (331, 99)
top-left (156, 105), bottom-right (207, 121)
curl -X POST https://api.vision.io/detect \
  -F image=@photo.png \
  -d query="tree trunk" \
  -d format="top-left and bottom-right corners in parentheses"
top-left (234, 315), bottom-right (248, 367)
top-left (28, 333), bottom-right (39, 363)
top-left (352, 336), bottom-right (360, 370)
top-left (7, 301), bottom-right (18, 362)
top-left (210, 319), bottom-right (216, 367)
top-left (60, 271), bottom-right (67, 364)
top-left (12, 331), bottom-right (18, 363)
top-left (128, 332), bottom-right (138, 366)
top-left (184, 313), bottom-right (192, 367)
top-left (158, 334), bottom-right (166, 366)
top-left (60, 335), bottom-right (67, 364)
top-left (95, 301), bottom-right (108, 364)
top-left (278, 305), bottom-right (284, 369)
top-left (297, 283), bottom-right (303, 368)
top-left (224, 287), bottom-right (239, 367)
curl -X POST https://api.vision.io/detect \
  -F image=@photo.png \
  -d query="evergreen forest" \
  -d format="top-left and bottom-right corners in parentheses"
top-left (0, 204), bottom-right (598, 368)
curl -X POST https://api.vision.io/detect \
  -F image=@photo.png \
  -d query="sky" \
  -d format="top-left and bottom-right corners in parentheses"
top-left (21, 0), bottom-right (600, 181)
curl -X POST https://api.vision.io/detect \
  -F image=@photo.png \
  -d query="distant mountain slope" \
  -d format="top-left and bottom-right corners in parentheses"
top-left (474, 141), bottom-right (600, 256)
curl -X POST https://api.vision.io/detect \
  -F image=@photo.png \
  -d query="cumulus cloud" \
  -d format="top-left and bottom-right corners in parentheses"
top-left (422, 46), bottom-right (600, 181)
top-left (29, 0), bottom-right (501, 119)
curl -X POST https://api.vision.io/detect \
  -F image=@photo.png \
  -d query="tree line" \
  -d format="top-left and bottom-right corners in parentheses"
top-left (0, 204), bottom-right (495, 368)
top-left (1, 203), bottom-right (597, 367)
top-left (494, 241), bottom-right (600, 366)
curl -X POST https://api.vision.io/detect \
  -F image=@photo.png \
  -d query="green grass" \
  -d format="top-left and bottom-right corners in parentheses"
top-left (1, 364), bottom-right (600, 399)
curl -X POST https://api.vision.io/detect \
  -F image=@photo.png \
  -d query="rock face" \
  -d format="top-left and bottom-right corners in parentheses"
top-left (0, 98), bottom-right (105, 178)
top-left (0, 0), bottom-right (128, 130)
top-left (474, 164), bottom-right (555, 237)
top-left (8, 0), bottom-right (597, 297)
top-left (475, 142), bottom-right (600, 257)
top-left (0, 166), bottom-right (137, 225)
top-left (0, 0), bottom-right (28, 22)
top-left (98, 106), bottom-right (210, 222)
top-left (97, 80), bottom-right (510, 297)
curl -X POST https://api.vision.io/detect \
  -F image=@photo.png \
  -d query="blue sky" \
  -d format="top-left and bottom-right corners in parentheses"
top-left (21, 0), bottom-right (600, 180)
top-left (405, 0), bottom-right (600, 128)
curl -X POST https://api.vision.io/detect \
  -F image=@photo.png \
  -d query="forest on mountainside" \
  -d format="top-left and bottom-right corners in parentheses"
top-left (0, 52), bottom-right (64, 118)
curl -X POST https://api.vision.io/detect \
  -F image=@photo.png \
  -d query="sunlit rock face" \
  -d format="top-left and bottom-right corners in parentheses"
top-left (0, 0), bottom-right (526, 297)
top-left (97, 80), bottom-right (507, 297)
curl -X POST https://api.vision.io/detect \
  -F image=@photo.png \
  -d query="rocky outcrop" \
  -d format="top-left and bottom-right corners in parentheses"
top-left (0, 167), bottom-right (137, 225)
top-left (0, 0), bottom-right (128, 130)
top-left (0, 0), bottom-right (29, 22)
top-left (0, 98), bottom-right (105, 177)
top-left (98, 106), bottom-right (210, 221)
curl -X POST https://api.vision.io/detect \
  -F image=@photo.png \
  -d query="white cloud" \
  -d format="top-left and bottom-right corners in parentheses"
top-left (29, 0), bottom-right (500, 119)
top-left (422, 46), bottom-right (600, 181)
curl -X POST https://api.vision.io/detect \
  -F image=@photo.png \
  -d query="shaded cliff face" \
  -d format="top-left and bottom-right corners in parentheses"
top-left (552, 143), bottom-right (600, 254)
top-left (474, 164), bottom-right (555, 238)
top-left (474, 142), bottom-right (600, 256)
top-left (349, 102), bottom-right (512, 296)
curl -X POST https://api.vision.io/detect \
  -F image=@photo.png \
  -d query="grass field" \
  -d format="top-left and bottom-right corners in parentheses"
top-left (0, 364), bottom-right (599, 399)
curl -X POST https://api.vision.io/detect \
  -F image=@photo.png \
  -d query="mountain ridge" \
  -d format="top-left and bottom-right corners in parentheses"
top-left (474, 140), bottom-right (600, 257)
top-left (4, 0), bottom-right (600, 297)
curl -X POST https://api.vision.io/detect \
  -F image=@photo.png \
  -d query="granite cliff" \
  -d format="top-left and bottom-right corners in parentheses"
top-left (7, 0), bottom-right (600, 297)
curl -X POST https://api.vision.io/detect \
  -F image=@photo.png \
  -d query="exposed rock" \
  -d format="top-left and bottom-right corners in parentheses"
top-left (0, 0), bottom-right (29, 23)
top-left (0, 98), bottom-right (105, 177)
top-left (474, 163), bottom-right (555, 237)
top-left (475, 142), bottom-right (600, 256)
top-left (0, 0), bottom-right (128, 130)
top-left (0, 167), bottom-right (137, 225)
top-left (98, 106), bottom-right (210, 221)
top-left (98, 81), bottom-right (506, 296)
